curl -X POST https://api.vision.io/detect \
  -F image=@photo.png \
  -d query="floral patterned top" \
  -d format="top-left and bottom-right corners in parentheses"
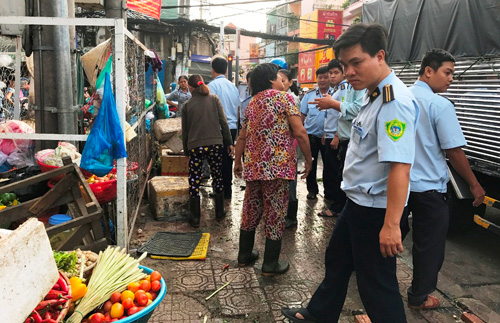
top-left (242, 89), bottom-right (300, 181)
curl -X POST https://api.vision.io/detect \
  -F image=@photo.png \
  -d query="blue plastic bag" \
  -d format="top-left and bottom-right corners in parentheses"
top-left (81, 72), bottom-right (127, 176)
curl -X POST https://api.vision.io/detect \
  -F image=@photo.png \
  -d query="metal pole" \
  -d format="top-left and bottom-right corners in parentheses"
top-left (114, 18), bottom-right (128, 250)
top-left (219, 21), bottom-right (224, 55)
top-left (235, 27), bottom-right (240, 86)
top-left (14, 36), bottom-right (21, 120)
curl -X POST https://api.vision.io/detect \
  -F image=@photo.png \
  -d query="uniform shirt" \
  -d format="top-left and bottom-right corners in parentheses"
top-left (409, 80), bottom-right (466, 193)
top-left (300, 87), bottom-right (333, 137)
top-left (324, 80), bottom-right (347, 138)
top-left (166, 88), bottom-right (191, 114)
top-left (337, 86), bottom-right (366, 141)
top-left (341, 71), bottom-right (419, 208)
top-left (242, 89), bottom-right (300, 181)
top-left (208, 75), bottom-right (240, 130)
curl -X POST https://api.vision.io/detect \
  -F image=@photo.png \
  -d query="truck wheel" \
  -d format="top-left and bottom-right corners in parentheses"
top-left (447, 185), bottom-right (475, 234)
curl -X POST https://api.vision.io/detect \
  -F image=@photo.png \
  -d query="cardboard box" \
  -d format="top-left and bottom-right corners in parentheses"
top-left (161, 149), bottom-right (189, 176)
top-left (148, 176), bottom-right (189, 220)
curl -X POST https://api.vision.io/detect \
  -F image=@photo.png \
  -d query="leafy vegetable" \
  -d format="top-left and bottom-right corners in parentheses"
top-left (53, 251), bottom-right (78, 275)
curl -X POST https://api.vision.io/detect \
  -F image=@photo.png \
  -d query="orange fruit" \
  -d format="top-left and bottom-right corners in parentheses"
top-left (139, 280), bottom-right (151, 292)
top-left (127, 282), bottom-right (140, 293)
top-left (150, 271), bottom-right (161, 282)
top-left (147, 299), bottom-right (152, 306)
top-left (145, 292), bottom-right (152, 300)
top-left (110, 302), bottom-right (124, 318)
top-left (121, 290), bottom-right (135, 302)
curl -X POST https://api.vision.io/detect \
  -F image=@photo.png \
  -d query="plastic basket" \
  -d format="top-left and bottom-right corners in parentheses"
top-left (118, 265), bottom-right (167, 323)
top-left (37, 160), bottom-right (94, 182)
top-left (48, 178), bottom-right (117, 204)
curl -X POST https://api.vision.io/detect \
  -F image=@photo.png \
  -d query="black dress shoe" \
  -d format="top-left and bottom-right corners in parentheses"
top-left (306, 193), bottom-right (317, 200)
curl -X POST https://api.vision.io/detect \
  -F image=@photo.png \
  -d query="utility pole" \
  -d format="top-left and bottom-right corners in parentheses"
top-left (219, 21), bottom-right (224, 55)
top-left (235, 27), bottom-right (240, 86)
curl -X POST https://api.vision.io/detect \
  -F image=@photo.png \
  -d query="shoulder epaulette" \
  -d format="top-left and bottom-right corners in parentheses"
top-left (382, 84), bottom-right (395, 103)
top-left (369, 87), bottom-right (380, 102)
top-left (340, 84), bottom-right (345, 90)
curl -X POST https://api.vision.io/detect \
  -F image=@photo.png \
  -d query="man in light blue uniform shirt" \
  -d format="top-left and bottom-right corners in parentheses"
top-left (208, 56), bottom-right (240, 200)
top-left (401, 49), bottom-right (485, 310)
top-left (313, 72), bottom-right (366, 217)
top-left (300, 66), bottom-right (332, 200)
top-left (321, 60), bottom-right (343, 203)
top-left (283, 23), bottom-right (417, 323)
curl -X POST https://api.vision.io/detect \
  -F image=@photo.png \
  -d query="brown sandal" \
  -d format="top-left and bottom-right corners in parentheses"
top-left (409, 295), bottom-right (440, 309)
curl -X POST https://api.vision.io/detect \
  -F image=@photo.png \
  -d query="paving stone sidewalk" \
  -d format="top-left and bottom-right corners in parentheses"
top-left (131, 176), bottom-right (483, 322)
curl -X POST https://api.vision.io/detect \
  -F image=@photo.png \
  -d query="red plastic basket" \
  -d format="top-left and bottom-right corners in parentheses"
top-left (48, 178), bottom-right (117, 204)
top-left (37, 160), bottom-right (94, 182)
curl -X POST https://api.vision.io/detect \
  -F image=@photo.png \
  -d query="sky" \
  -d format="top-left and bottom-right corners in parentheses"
top-left (190, 0), bottom-right (283, 32)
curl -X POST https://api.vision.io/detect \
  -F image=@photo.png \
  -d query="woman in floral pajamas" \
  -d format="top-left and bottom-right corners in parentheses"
top-left (234, 63), bottom-right (312, 276)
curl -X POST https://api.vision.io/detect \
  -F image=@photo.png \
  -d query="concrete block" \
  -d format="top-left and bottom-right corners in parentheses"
top-left (161, 149), bottom-right (188, 176)
top-left (154, 118), bottom-right (182, 142)
top-left (148, 176), bottom-right (189, 220)
top-left (0, 218), bottom-right (59, 323)
top-left (165, 131), bottom-right (183, 154)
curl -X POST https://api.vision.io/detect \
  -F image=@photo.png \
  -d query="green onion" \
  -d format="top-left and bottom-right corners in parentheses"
top-left (66, 246), bottom-right (147, 323)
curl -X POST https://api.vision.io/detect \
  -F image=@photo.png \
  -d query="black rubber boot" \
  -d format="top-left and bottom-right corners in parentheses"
top-left (237, 230), bottom-right (259, 267)
top-left (262, 238), bottom-right (289, 276)
top-left (285, 200), bottom-right (298, 229)
top-left (215, 192), bottom-right (226, 220)
top-left (188, 197), bottom-right (201, 228)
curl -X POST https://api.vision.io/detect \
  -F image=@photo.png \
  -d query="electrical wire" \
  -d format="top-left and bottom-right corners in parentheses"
top-left (162, 0), bottom-right (281, 9)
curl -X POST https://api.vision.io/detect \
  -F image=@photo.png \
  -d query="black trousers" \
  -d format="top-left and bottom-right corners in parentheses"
top-left (400, 190), bottom-right (449, 306)
top-left (323, 138), bottom-right (341, 202)
top-left (328, 140), bottom-right (349, 213)
top-left (222, 129), bottom-right (237, 195)
top-left (307, 199), bottom-right (406, 323)
top-left (306, 134), bottom-right (326, 195)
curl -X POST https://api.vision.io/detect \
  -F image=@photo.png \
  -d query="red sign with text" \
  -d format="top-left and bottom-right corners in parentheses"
top-left (318, 10), bottom-right (343, 41)
top-left (298, 52), bottom-right (316, 84)
top-left (127, 0), bottom-right (161, 20)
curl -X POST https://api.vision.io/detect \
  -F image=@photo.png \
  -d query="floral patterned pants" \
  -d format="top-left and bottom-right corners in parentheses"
top-left (241, 179), bottom-right (289, 240)
top-left (188, 145), bottom-right (223, 197)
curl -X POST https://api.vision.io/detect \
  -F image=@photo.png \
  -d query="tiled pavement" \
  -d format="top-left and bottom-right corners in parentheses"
top-left (130, 173), bottom-right (479, 323)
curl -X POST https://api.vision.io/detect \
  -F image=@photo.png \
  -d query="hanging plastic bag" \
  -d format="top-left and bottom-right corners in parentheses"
top-left (156, 76), bottom-right (169, 119)
top-left (80, 72), bottom-right (127, 177)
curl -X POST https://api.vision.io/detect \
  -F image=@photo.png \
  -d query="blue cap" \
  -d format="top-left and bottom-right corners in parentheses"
top-left (270, 58), bottom-right (288, 70)
top-left (49, 214), bottom-right (72, 226)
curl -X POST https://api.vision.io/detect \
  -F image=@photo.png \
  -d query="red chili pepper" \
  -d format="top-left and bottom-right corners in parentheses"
top-left (41, 319), bottom-right (57, 323)
top-left (222, 263), bottom-right (230, 271)
top-left (44, 289), bottom-right (70, 300)
top-left (57, 275), bottom-right (68, 294)
top-left (35, 299), bottom-right (68, 311)
top-left (31, 311), bottom-right (43, 323)
top-left (43, 311), bottom-right (52, 320)
top-left (52, 283), bottom-right (60, 290)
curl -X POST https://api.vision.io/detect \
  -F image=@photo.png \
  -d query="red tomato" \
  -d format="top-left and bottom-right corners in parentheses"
top-left (139, 280), bottom-right (151, 292)
top-left (128, 306), bottom-right (140, 315)
top-left (145, 292), bottom-right (152, 300)
top-left (89, 313), bottom-right (106, 323)
top-left (135, 292), bottom-right (148, 306)
top-left (103, 300), bottom-right (113, 313)
top-left (150, 292), bottom-right (158, 300)
top-left (110, 291), bottom-right (121, 304)
top-left (122, 298), bottom-right (134, 310)
top-left (150, 271), bottom-right (161, 282)
top-left (151, 280), bottom-right (161, 292)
